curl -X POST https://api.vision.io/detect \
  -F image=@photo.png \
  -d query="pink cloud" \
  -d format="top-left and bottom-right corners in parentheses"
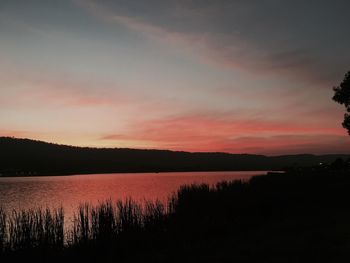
top-left (227, 135), bottom-right (350, 155)
top-left (0, 71), bottom-right (142, 110)
top-left (100, 113), bottom-right (348, 154)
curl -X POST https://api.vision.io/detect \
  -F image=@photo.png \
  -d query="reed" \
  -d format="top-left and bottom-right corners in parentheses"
top-left (0, 208), bottom-right (6, 252)
top-left (1, 170), bottom-right (350, 262)
top-left (1, 207), bottom-right (64, 252)
top-left (68, 198), bottom-right (168, 246)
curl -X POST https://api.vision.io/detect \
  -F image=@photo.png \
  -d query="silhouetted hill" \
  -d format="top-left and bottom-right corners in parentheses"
top-left (0, 137), bottom-right (349, 176)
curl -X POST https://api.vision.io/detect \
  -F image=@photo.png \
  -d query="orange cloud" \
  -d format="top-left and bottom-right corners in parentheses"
top-left (227, 135), bottom-right (350, 155)
top-left (100, 114), bottom-right (348, 154)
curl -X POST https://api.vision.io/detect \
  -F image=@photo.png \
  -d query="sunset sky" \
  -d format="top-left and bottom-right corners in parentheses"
top-left (1, 0), bottom-right (350, 155)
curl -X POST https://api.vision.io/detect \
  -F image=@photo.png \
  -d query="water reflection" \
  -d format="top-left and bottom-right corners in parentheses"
top-left (0, 171), bottom-right (266, 222)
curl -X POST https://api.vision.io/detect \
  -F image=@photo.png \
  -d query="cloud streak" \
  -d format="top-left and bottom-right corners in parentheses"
top-left (100, 113), bottom-right (347, 154)
top-left (76, 0), bottom-right (350, 86)
top-left (1, 1), bottom-right (349, 154)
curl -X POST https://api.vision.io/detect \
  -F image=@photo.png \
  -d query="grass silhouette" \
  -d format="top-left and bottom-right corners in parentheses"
top-left (1, 170), bottom-right (350, 262)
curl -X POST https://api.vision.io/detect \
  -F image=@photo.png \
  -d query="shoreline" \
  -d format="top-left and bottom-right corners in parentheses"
top-left (0, 169), bottom-right (278, 178)
top-left (1, 169), bottom-right (350, 262)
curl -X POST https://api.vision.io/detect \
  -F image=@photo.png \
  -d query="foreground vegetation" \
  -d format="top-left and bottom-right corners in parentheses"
top-left (1, 170), bottom-right (350, 262)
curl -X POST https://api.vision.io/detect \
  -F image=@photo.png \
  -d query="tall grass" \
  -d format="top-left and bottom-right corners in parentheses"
top-left (0, 208), bottom-right (6, 252)
top-left (2, 171), bottom-right (350, 262)
top-left (69, 199), bottom-right (167, 245)
top-left (0, 199), bottom-right (170, 255)
top-left (5, 208), bottom-right (64, 252)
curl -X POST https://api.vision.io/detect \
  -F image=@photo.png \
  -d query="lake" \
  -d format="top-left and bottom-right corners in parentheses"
top-left (0, 171), bottom-right (267, 221)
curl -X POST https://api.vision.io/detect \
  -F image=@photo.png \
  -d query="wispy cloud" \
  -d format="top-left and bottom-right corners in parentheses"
top-left (100, 112), bottom-right (347, 154)
top-left (76, 0), bottom-right (350, 86)
top-left (1, 0), bottom-right (349, 154)
top-left (228, 134), bottom-right (350, 155)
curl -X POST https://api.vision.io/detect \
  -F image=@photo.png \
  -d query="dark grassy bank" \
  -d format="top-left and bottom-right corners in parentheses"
top-left (1, 170), bottom-right (350, 262)
top-left (1, 137), bottom-right (349, 176)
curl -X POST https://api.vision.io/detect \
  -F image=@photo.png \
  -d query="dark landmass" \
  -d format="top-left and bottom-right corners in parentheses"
top-left (0, 137), bottom-right (349, 176)
top-left (1, 169), bottom-right (350, 262)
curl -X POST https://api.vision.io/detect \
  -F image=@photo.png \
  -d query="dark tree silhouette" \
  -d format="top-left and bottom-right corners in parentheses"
top-left (333, 71), bottom-right (350, 135)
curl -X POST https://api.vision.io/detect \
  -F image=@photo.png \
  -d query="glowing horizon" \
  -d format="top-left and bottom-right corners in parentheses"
top-left (1, 0), bottom-right (350, 155)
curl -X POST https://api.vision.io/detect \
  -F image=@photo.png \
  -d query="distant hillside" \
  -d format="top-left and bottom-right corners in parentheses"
top-left (0, 137), bottom-right (349, 176)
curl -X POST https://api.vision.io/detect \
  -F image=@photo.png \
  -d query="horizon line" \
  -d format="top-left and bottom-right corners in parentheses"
top-left (1, 136), bottom-right (350, 157)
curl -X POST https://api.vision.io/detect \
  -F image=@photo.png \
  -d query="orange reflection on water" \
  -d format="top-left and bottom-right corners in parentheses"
top-left (0, 171), bottom-right (266, 224)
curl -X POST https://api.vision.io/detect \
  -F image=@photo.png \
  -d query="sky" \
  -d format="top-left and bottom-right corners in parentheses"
top-left (0, 0), bottom-right (350, 155)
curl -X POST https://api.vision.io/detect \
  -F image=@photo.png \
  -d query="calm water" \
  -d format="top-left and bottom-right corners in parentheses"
top-left (0, 171), bottom-right (267, 221)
